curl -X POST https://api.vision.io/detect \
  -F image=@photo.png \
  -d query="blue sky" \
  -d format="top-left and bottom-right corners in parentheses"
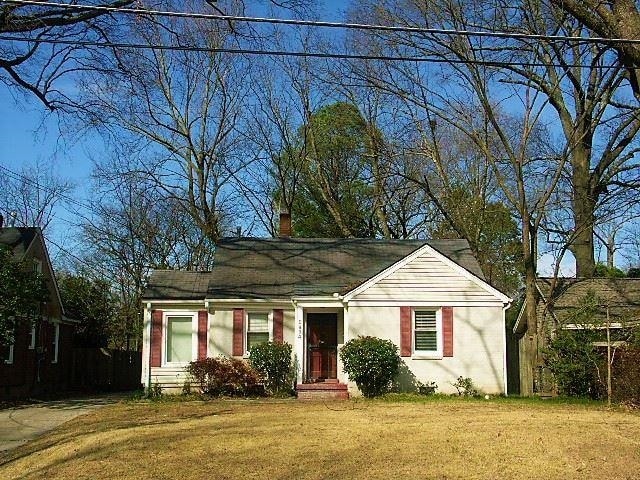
top-left (0, 0), bottom-right (629, 275)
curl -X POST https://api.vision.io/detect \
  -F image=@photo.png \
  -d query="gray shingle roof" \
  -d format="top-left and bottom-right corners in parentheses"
top-left (536, 277), bottom-right (640, 323)
top-left (142, 270), bottom-right (211, 300)
top-left (143, 237), bottom-right (486, 301)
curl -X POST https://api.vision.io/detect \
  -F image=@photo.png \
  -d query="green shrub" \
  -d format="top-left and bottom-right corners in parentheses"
top-left (417, 380), bottom-right (438, 395)
top-left (248, 342), bottom-right (296, 396)
top-left (544, 330), bottom-right (604, 399)
top-left (187, 356), bottom-right (263, 396)
top-left (340, 336), bottom-right (400, 398)
top-left (452, 376), bottom-right (479, 397)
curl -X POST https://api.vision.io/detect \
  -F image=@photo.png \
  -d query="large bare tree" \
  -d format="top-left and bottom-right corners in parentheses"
top-left (73, 1), bottom-right (253, 241)
top-left (0, 0), bottom-right (133, 109)
top-left (548, 0), bottom-right (640, 98)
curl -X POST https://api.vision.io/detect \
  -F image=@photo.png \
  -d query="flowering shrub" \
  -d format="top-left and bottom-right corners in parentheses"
top-left (249, 342), bottom-right (296, 396)
top-left (340, 336), bottom-right (400, 398)
top-left (187, 356), bottom-right (263, 396)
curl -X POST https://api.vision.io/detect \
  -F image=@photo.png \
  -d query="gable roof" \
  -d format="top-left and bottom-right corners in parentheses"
top-left (143, 237), bottom-right (487, 301)
top-left (536, 277), bottom-right (640, 308)
top-left (0, 226), bottom-right (65, 316)
top-left (514, 277), bottom-right (640, 333)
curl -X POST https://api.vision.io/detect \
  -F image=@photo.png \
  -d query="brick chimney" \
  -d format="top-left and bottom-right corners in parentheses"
top-left (279, 211), bottom-right (292, 237)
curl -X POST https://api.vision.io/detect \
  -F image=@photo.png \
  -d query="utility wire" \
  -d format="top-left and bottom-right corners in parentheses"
top-left (0, 35), bottom-right (627, 69)
top-left (4, 0), bottom-right (640, 46)
top-left (0, 164), bottom-right (93, 213)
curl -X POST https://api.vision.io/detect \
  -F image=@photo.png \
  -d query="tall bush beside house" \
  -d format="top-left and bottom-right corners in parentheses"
top-left (187, 357), bottom-right (262, 396)
top-left (544, 330), bottom-right (604, 398)
top-left (340, 336), bottom-right (400, 398)
top-left (248, 342), bottom-right (296, 396)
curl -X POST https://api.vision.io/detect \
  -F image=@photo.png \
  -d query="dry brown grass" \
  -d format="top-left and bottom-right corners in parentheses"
top-left (0, 397), bottom-right (639, 480)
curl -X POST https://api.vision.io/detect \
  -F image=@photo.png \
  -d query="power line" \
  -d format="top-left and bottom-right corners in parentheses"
top-left (0, 164), bottom-right (93, 213)
top-left (4, 0), bottom-right (640, 46)
top-left (0, 35), bottom-right (627, 69)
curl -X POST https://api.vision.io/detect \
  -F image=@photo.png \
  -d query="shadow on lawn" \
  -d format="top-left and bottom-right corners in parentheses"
top-left (0, 402), bottom-right (234, 469)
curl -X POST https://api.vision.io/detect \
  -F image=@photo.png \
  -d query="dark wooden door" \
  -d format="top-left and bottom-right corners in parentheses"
top-left (306, 313), bottom-right (338, 381)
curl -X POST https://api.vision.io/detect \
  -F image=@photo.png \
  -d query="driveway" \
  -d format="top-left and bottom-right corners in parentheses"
top-left (0, 394), bottom-right (126, 452)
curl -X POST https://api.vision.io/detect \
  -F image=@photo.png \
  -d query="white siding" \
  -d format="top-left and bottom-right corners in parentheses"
top-left (149, 367), bottom-right (190, 392)
top-left (143, 304), bottom-right (296, 391)
top-left (209, 308), bottom-right (234, 357)
top-left (347, 305), bottom-right (505, 394)
top-left (353, 249), bottom-right (497, 303)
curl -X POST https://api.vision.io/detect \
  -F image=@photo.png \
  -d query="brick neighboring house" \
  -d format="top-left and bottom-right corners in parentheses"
top-left (0, 225), bottom-right (77, 400)
top-left (513, 277), bottom-right (640, 396)
top-left (141, 216), bottom-right (512, 398)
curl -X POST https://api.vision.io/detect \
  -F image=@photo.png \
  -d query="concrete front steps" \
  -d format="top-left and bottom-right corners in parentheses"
top-left (296, 379), bottom-right (349, 400)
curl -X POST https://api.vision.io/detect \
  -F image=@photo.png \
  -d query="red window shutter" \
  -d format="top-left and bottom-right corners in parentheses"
top-left (150, 309), bottom-right (163, 367)
top-left (400, 306), bottom-right (412, 357)
top-left (197, 310), bottom-right (208, 360)
top-left (232, 308), bottom-right (245, 356)
top-left (443, 306), bottom-right (454, 357)
top-left (273, 309), bottom-right (284, 343)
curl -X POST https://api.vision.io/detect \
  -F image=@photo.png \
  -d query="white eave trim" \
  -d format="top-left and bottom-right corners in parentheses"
top-left (61, 315), bottom-right (81, 324)
top-left (206, 298), bottom-right (292, 306)
top-left (342, 243), bottom-right (512, 304)
top-left (144, 299), bottom-right (206, 305)
top-left (348, 300), bottom-right (507, 308)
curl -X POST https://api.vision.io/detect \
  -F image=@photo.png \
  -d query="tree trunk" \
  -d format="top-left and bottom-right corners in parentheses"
top-left (570, 142), bottom-right (596, 277)
top-left (521, 218), bottom-right (540, 396)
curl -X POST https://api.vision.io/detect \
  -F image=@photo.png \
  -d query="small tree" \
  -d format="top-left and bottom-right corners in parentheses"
top-left (248, 342), bottom-right (296, 396)
top-left (0, 245), bottom-right (49, 347)
top-left (340, 336), bottom-right (400, 398)
top-left (58, 273), bottom-right (117, 348)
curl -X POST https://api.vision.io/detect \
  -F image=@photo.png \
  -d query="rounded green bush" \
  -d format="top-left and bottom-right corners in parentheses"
top-left (339, 336), bottom-right (400, 398)
top-left (248, 342), bottom-right (296, 396)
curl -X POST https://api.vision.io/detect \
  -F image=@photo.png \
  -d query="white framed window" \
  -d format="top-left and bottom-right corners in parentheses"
top-left (245, 311), bottom-right (271, 355)
top-left (413, 309), bottom-right (443, 358)
top-left (32, 259), bottom-right (42, 274)
top-left (52, 323), bottom-right (60, 363)
top-left (29, 322), bottom-right (37, 350)
top-left (3, 343), bottom-right (14, 365)
top-left (164, 313), bottom-right (197, 366)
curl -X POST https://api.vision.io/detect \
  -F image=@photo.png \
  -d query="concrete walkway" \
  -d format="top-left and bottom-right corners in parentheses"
top-left (0, 394), bottom-right (125, 452)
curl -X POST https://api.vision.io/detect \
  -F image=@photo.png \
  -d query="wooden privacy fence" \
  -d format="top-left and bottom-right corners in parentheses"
top-left (72, 348), bottom-right (142, 392)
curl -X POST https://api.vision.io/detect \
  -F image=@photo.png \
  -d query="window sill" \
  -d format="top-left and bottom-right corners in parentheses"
top-left (412, 354), bottom-right (443, 360)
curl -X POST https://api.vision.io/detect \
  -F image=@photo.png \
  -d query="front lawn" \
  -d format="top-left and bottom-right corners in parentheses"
top-left (1, 396), bottom-right (639, 479)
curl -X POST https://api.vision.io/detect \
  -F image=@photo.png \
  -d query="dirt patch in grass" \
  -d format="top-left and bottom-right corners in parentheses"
top-left (0, 398), bottom-right (638, 479)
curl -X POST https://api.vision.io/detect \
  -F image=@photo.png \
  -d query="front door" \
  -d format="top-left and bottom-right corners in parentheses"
top-left (306, 313), bottom-right (338, 382)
